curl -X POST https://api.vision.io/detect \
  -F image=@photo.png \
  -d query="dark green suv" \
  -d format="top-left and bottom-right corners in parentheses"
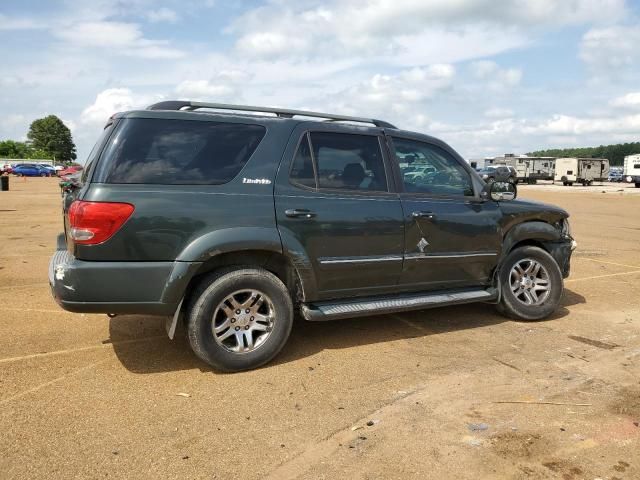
top-left (49, 101), bottom-right (576, 371)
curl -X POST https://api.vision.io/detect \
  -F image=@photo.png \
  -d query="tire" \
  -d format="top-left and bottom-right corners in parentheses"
top-left (497, 246), bottom-right (563, 321)
top-left (186, 267), bottom-right (293, 372)
top-left (568, 182), bottom-right (573, 186)
top-left (40, 173), bottom-right (46, 177)
top-left (635, 183), bottom-right (640, 188)
top-left (562, 181), bottom-right (567, 186)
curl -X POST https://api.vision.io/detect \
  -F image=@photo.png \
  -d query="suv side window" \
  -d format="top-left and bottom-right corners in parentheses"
top-left (95, 118), bottom-right (266, 185)
top-left (391, 137), bottom-right (474, 197)
top-left (289, 133), bottom-right (316, 189)
top-left (290, 132), bottom-right (388, 193)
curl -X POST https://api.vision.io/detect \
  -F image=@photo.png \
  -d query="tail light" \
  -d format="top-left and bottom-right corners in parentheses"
top-left (68, 201), bottom-right (134, 245)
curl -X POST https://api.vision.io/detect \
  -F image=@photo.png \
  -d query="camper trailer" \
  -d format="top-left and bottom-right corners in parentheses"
top-left (491, 154), bottom-right (555, 184)
top-left (623, 154), bottom-right (640, 187)
top-left (554, 158), bottom-right (610, 186)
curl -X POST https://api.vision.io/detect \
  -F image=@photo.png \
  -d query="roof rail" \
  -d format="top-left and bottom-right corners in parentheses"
top-left (146, 100), bottom-right (397, 129)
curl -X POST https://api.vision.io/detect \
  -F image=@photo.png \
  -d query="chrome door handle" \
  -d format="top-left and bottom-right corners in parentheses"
top-left (285, 208), bottom-right (316, 218)
top-left (412, 211), bottom-right (435, 220)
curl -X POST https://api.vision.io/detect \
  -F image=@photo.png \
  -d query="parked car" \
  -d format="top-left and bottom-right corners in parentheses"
top-left (38, 164), bottom-right (57, 175)
top-left (49, 100), bottom-right (576, 372)
top-left (12, 164), bottom-right (53, 177)
top-left (608, 170), bottom-right (623, 182)
top-left (478, 166), bottom-right (517, 184)
top-left (1, 163), bottom-right (13, 174)
top-left (403, 164), bottom-right (436, 180)
top-left (58, 166), bottom-right (83, 177)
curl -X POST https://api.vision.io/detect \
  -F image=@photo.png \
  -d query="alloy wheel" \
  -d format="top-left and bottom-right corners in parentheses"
top-left (212, 289), bottom-right (274, 353)
top-left (509, 258), bottom-right (551, 306)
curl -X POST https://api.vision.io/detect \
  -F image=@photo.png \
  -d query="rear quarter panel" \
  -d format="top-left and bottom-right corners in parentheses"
top-left (72, 120), bottom-right (295, 262)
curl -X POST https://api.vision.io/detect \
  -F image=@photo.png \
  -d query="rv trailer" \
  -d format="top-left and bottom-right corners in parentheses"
top-left (490, 154), bottom-right (555, 184)
top-left (554, 158), bottom-right (610, 186)
top-left (623, 154), bottom-right (640, 188)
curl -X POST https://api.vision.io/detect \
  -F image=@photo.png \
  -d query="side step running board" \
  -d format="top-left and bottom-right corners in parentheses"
top-left (301, 288), bottom-right (497, 321)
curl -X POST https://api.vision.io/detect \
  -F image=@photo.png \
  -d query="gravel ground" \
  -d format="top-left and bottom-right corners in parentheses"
top-left (0, 177), bottom-right (638, 479)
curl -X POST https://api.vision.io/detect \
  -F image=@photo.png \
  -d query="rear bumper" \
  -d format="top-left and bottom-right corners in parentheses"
top-left (49, 234), bottom-right (201, 315)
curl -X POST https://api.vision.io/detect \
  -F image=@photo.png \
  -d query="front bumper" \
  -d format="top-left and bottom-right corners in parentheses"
top-left (49, 234), bottom-right (201, 315)
top-left (543, 237), bottom-right (576, 279)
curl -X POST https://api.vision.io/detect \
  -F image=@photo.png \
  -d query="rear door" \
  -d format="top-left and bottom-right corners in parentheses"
top-left (275, 125), bottom-right (404, 300)
top-left (387, 135), bottom-right (502, 291)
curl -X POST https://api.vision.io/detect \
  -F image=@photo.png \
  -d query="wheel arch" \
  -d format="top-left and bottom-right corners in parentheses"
top-left (501, 221), bottom-right (561, 260)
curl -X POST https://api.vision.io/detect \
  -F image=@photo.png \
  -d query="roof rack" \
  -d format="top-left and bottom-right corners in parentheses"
top-left (146, 100), bottom-right (397, 129)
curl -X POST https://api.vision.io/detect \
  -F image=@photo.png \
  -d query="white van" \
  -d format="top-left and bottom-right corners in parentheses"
top-left (623, 154), bottom-right (640, 188)
top-left (554, 158), bottom-right (610, 186)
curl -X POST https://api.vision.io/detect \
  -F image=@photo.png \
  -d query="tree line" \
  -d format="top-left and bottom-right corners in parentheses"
top-left (528, 142), bottom-right (640, 166)
top-left (0, 115), bottom-right (77, 162)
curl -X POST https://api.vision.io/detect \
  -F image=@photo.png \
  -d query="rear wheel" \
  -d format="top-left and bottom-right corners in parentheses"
top-left (186, 268), bottom-right (293, 372)
top-left (497, 246), bottom-right (563, 321)
top-left (635, 183), bottom-right (640, 188)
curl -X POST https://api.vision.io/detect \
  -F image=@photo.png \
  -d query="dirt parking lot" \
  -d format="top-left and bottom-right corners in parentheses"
top-left (1, 178), bottom-right (639, 479)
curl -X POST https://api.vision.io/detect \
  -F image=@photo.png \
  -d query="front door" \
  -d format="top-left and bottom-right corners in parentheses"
top-left (275, 126), bottom-right (404, 300)
top-left (387, 135), bottom-right (502, 291)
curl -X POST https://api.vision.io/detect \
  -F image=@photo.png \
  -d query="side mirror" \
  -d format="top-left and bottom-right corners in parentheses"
top-left (489, 181), bottom-right (517, 201)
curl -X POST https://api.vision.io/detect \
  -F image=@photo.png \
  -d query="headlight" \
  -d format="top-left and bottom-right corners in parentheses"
top-left (560, 218), bottom-right (572, 238)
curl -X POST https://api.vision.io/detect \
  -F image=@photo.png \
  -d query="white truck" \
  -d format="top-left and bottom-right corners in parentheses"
top-left (554, 157), bottom-right (610, 186)
top-left (623, 154), bottom-right (640, 188)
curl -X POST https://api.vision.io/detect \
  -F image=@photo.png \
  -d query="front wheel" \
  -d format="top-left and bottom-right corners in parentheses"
top-left (497, 246), bottom-right (563, 321)
top-left (186, 268), bottom-right (293, 372)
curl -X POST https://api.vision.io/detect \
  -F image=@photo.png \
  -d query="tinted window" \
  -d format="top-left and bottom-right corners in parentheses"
top-left (289, 134), bottom-right (316, 189)
top-left (82, 122), bottom-right (114, 183)
top-left (391, 138), bottom-right (474, 196)
top-left (95, 118), bottom-right (266, 184)
top-left (309, 132), bottom-right (387, 192)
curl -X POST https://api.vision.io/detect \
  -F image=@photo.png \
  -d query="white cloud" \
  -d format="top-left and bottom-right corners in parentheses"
top-left (55, 21), bottom-right (184, 59)
top-left (485, 108), bottom-right (514, 118)
top-left (524, 113), bottom-right (640, 136)
top-left (236, 32), bottom-right (311, 59)
top-left (175, 80), bottom-right (236, 100)
top-left (611, 92), bottom-right (640, 109)
top-left (232, 0), bottom-right (626, 61)
top-left (147, 8), bottom-right (179, 23)
top-left (175, 70), bottom-right (248, 101)
top-left (324, 65), bottom-right (455, 117)
top-left (470, 61), bottom-right (522, 89)
top-left (580, 25), bottom-right (640, 72)
top-left (80, 88), bottom-right (162, 125)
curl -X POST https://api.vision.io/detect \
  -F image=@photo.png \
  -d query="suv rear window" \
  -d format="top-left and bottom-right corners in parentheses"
top-left (94, 118), bottom-right (266, 185)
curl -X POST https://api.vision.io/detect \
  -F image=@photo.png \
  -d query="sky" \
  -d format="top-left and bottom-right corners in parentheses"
top-left (1, 0), bottom-right (640, 161)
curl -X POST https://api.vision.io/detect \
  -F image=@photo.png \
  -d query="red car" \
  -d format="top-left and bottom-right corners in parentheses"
top-left (1, 163), bottom-right (13, 174)
top-left (57, 166), bottom-right (83, 178)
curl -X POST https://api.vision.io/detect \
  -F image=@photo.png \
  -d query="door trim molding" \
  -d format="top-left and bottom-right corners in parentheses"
top-left (404, 252), bottom-right (497, 260)
top-left (319, 255), bottom-right (403, 265)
